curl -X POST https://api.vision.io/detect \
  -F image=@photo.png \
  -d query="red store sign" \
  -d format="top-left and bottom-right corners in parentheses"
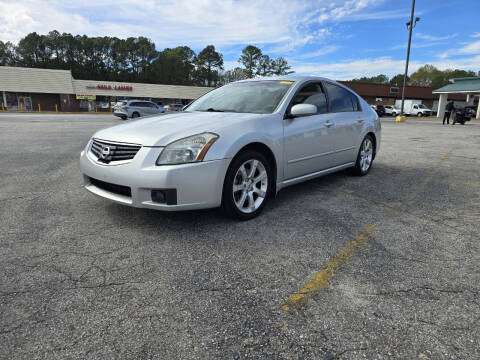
top-left (96, 84), bottom-right (133, 91)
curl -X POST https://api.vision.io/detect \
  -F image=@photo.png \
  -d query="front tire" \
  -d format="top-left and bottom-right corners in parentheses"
top-left (351, 135), bottom-right (374, 176)
top-left (221, 151), bottom-right (271, 220)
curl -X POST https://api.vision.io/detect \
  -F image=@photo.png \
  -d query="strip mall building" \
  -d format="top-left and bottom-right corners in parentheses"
top-left (0, 66), bottom-right (471, 113)
top-left (0, 66), bottom-right (213, 112)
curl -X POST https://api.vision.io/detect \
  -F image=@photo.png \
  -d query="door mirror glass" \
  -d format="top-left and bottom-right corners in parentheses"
top-left (290, 103), bottom-right (317, 117)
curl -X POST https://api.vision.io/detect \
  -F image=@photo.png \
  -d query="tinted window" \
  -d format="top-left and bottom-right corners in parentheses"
top-left (129, 102), bottom-right (143, 107)
top-left (289, 82), bottom-right (327, 114)
top-left (350, 94), bottom-right (360, 111)
top-left (324, 82), bottom-right (354, 112)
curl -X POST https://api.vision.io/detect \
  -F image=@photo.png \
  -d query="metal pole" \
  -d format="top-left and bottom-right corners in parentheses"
top-left (400, 0), bottom-right (416, 116)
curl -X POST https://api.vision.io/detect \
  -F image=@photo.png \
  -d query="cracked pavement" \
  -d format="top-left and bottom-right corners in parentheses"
top-left (0, 114), bottom-right (479, 359)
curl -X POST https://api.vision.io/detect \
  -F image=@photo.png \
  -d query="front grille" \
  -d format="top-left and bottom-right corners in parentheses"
top-left (90, 139), bottom-right (141, 164)
top-left (89, 177), bottom-right (131, 197)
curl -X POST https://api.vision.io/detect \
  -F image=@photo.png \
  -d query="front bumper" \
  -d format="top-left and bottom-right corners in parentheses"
top-left (80, 146), bottom-right (230, 211)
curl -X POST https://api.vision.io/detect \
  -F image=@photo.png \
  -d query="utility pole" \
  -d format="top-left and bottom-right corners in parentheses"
top-left (400, 0), bottom-right (419, 117)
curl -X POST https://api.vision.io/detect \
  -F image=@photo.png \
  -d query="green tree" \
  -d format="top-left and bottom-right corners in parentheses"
top-left (16, 32), bottom-right (48, 67)
top-left (150, 46), bottom-right (196, 85)
top-left (0, 41), bottom-right (16, 66)
top-left (270, 57), bottom-right (293, 76)
top-left (430, 69), bottom-right (477, 89)
top-left (351, 74), bottom-right (389, 84)
top-left (257, 55), bottom-right (272, 76)
top-left (389, 74), bottom-right (408, 86)
top-left (219, 67), bottom-right (249, 85)
top-left (194, 45), bottom-right (224, 87)
top-left (409, 64), bottom-right (441, 87)
top-left (238, 45), bottom-right (263, 78)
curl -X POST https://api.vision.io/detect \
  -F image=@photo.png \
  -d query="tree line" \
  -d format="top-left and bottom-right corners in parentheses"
top-left (351, 65), bottom-right (479, 88)
top-left (0, 31), bottom-right (293, 87)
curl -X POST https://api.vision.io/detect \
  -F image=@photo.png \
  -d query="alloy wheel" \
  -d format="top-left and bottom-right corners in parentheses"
top-left (359, 138), bottom-right (373, 173)
top-left (232, 159), bottom-right (268, 214)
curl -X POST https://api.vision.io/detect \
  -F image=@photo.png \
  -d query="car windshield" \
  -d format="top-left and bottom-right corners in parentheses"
top-left (185, 80), bottom-right (294, 114)
top-left (418, 104), bottom-right (428, 109)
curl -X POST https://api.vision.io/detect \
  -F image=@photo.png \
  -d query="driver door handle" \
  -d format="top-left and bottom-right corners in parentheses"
top-left (325, 120), bottom-right (334, 127)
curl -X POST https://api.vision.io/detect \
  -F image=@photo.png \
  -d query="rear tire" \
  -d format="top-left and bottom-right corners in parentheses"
top-left (132, 112), bottom-right (140, 118)
top-left (351, 135), bottom-right (374, 176)
top-left (221, 150), bottom-right (272, 220)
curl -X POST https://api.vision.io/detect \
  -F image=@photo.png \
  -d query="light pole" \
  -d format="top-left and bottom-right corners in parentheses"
top-left (399, 0), bottom-right (420, 117)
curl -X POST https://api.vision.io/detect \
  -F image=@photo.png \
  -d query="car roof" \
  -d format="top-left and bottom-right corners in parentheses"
top-left (234, 75), bottom-right (331, 84)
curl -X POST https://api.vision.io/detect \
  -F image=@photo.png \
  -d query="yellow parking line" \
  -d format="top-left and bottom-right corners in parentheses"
top-left (282, 225), bottom-right (376, 312)
top-left (282, 151), bottom-right (452, 312)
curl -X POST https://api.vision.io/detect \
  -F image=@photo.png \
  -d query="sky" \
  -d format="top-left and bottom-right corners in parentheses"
top-left (1, 0), bottom-right (479, 80)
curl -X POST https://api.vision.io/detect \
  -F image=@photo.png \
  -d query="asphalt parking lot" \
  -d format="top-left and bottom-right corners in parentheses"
top-left (1, 113), bottom-right (479, 359)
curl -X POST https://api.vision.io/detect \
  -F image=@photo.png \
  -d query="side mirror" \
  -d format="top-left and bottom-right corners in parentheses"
top-left (290, 103), bottom-right (317, 117)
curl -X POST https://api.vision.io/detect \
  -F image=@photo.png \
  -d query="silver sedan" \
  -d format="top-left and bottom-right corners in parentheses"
top-left (80, 76), bottom-right (381, 220)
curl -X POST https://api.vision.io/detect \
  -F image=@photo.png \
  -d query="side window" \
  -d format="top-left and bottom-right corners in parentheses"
top-left (289, 82), bottom-right (327, 114)
top-left (350, 93), bottom-right (360, 111)
top-left (323, 82), bottom-right (354, 112)
top-left (130, 102), bottom-right (141, 107)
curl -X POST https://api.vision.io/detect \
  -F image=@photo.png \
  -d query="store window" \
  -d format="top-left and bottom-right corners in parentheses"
top-left (5, 92), bottom-right (18, 110)
top-left (18, 94), bottom-right (33, 111)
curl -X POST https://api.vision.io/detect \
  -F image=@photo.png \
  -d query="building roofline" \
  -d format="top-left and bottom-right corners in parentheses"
top-left (451, 76), bottom-right (480, 82)
top-left (0, 66), bottom-right (72, 74)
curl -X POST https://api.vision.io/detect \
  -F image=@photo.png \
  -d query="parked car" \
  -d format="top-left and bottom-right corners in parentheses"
top-left (394, 99), bottom-right (432, 116)
top-left (80, 76), bottom-right (381, 220)
top-left (371, 104), bottom-right (386, 117)
top-left (113, 100), bottom-right (165, 120)
top-left (164, 104), bottom-right (184, 111)
top-left (384, 105), bottom-right (400, 116)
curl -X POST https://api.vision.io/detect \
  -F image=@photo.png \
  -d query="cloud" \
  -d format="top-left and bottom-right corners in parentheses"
top-left (0, 0), bottom-right (390, 52)
top-left (472, 32), bottom-right (480, 38)
top-left (295, 45), bottom-right (341, 59)
top-left (439, 40), bottom-right (480, 58)
top-left (389, 42), bottom-right (446, 51)
top-left (316, 0), bottom-right (388, 23)
top-left (416, 33), bottom-right (457, 41)
top-left (340, 9), bottom-right (410, 21)
top-left (291, 55), bottom-right (480, 80)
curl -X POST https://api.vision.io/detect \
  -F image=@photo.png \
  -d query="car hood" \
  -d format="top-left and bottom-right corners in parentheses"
top-left (93, 111), bottom-right (266, 146)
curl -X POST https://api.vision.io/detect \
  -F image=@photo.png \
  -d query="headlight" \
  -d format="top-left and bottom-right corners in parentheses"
top-left (156, 133), bottom-right (219, 165)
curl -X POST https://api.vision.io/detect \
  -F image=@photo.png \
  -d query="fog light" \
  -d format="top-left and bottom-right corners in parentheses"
top-left (151, 190), bottom-right (166, 203)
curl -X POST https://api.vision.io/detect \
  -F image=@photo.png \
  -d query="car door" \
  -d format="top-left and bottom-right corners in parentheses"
top-left (283, 82), bottom-right (338, 180)
top-left (322, 82), bottom-right (361, 165)
top-left (138, 102), bottom-right (151, 115)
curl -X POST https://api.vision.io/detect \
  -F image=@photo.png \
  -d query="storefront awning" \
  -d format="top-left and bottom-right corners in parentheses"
top-left (433, 77), bottom-right (480, 93)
